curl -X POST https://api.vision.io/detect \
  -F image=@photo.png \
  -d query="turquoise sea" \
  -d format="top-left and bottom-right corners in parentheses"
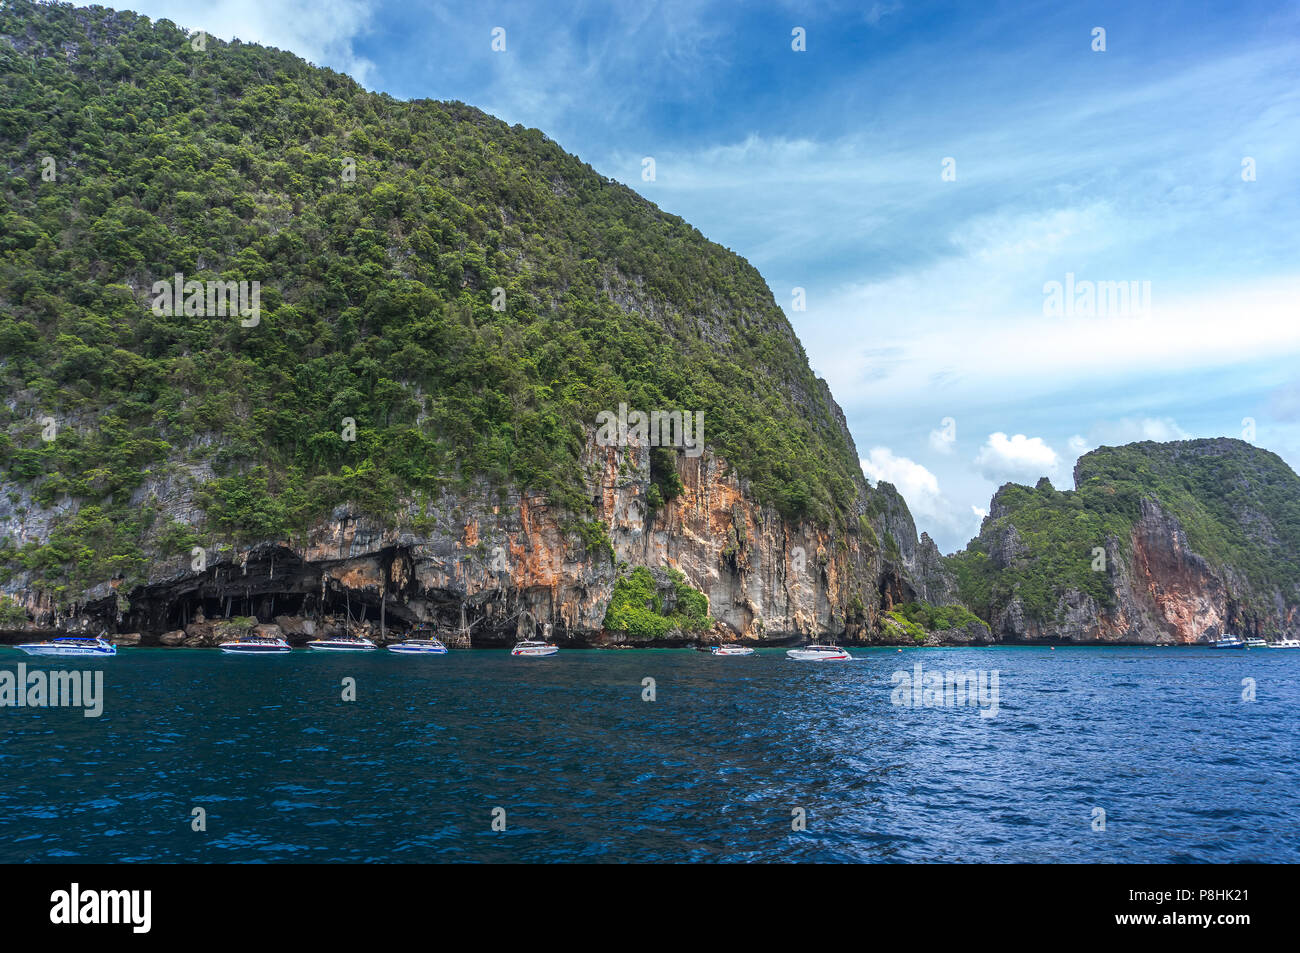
top-left (1, 646), bottom-right (1296, 862)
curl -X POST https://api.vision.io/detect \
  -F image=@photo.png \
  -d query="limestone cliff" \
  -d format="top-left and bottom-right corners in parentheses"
top-left (0, 428), bottom-right (957, 646)
top-left (951, 439), bottom-right (1300, 643)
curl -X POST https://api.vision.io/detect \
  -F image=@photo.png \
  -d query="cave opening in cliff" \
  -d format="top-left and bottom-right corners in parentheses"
top-left (878, 569), bottom-right (916, 612)
top-left (145, 590), bottom-right (314, 632)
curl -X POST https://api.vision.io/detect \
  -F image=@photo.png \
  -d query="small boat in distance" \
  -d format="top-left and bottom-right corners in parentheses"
top-left (16, 635), bottom-right (116, 657)
top-left (1209, 635), bottom-right (1245, 649)
top-left (306, 634), bottom-right (377, 652)
top-left (1244, 637), bottom-right (1268, 648)
top-left (1268, 638), bottom-right (1300, 648)
top-left (220, 635), bottom-right (291, 654)
top-left (511, 639), bottom-right (558, 657)
top-left (786, 644), bottom-right (851, 661)
top-left (710, 644), bottom-right (754, 656)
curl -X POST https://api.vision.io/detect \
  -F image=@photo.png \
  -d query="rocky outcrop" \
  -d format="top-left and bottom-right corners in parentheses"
top-left (956, 440), bottom-right (1300, 643)
top-left (922, 621), bottom-right (996, 647)
top-left (984, 504), bottom-right (1245, 644)
top-left (0, 429), bottom-right (960, 646)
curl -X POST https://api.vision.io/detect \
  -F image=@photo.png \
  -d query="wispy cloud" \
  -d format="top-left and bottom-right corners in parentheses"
top-left (127, 0), bottom-right (380, 85)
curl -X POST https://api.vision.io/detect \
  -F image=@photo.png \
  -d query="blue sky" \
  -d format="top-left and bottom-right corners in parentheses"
top-left (118, 0), bottom-right (1300, 551)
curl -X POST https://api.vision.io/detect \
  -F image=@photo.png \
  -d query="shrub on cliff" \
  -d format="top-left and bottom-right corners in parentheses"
top-left (0, 594), bottom-right (28, 626)
top-left (603, 565), bottom-right (712, 638)
top-left (889, 601), bottom-right (983, 634)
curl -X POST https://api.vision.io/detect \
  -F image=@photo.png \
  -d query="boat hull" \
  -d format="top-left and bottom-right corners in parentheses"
top-left (711, 647), bottom-right (754, 656)
top-left (16, 644), bottom-right (116, 657)
top-left (511, 646), bottom-right (558, 657)
top-left (786, 649), bottom-right (850, 661)
top-left (220, 643), bottom-right (291, 654)
top-left (388, 643), bottom-right (448, 655)
top-left (306, 642), bottom-right (377, 652)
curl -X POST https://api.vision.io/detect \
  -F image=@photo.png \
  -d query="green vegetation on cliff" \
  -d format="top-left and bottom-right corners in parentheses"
top-left (887, 601), bottom-right (983, 637)
top-left (949, 440), bottom-right (1300, 623)
top-left (0, 1), bottom-right (862, 601)
top-left (602, 565), bottom-right (712, 638)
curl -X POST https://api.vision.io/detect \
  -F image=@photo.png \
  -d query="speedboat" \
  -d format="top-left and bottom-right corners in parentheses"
top-left (306, 634), bottom-right (377, 651)
top-left (511, 639), bottom-right (558, 657)
top-left (1210, 635), bottom-right (1245, 649)
top-left (220, 636), bottom-right (291, 654)
top-left (1244, 637), bottom-right (1268, 648)
top-left (1268, 638), bottom-right (1300, 648)
top-left (15, 635), bottom-right (116, 657)
top-left (786, 643), bottom-right (851, 661)
top-left (388, 638), bottom-right (448, 655)
top-left (710, 644), bottom-right (754, 656)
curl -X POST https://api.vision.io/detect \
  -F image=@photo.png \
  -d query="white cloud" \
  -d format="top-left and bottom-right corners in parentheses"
top-left (125, 0), bottom-right (379, 86)
top-left (974, 432), bottom-right (1060, 483)
top-left (861, 447), bottom-right (940, 505)
top-left (1067, 434), bottom-right (1090, 455)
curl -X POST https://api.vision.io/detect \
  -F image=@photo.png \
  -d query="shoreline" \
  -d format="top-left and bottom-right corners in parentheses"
top-left (0, 637), bottom-right (1278, 651)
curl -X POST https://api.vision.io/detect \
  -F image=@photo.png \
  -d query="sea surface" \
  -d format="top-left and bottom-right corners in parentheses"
top-left (1, 646), bottom-right (1297, 863)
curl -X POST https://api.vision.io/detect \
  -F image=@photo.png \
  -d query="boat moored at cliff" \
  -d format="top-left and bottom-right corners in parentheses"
top-left (15, 635), bottom-right (117, 657)
top-left (710, 644), bottom-right (754, 656)
top-left (1210, 636), bottom-right (1245, 649)
top-left (511, 640), bottom-right (558, 657)
top-left (388, 638), bottom-right (448, 655)
top-left (1244, 637), bottom-right (1268, 648)
top-left (786, 644), bottom-right (851, 661)
top-left (306, 635), bottom-right (377, 652)
top-left (220, 636), bottom-right (291, 654)
top-left (388, 624), bottom-right (448, 655)
top-left (1268, 638), bottom-right (1300, 648)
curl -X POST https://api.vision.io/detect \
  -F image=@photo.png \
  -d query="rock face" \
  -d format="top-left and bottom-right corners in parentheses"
top-left (1, 427), bottom-right (961, 646)
top-left (982, 503), bottom-right (1236, 644)
top-left (954, 439), bottom-right (1300, 643)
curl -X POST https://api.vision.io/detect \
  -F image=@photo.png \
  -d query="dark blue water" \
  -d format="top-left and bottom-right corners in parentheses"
top-left (1, 646), bottom-right (1296, 862)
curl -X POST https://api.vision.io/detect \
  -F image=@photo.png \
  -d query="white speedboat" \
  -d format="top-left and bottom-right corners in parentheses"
top-left (306, 635), bottom-right (377, 652)
top-left (1210, 635), bottom-right (1245, 649)
top-left (710, 643), bottom-right (754, 656)
top-left (1268, 638), bottom-right (1300, 648)
top-left (388, 638), bottom-right (448, 655)
top-left (786, 644), bottom-right (851, 661)
top-left (15, 635), bottom-right (116, 657)
top-left (220, 636), bottom-right (291, 654)
top-left (511, 639), bottom-right (558, 657)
